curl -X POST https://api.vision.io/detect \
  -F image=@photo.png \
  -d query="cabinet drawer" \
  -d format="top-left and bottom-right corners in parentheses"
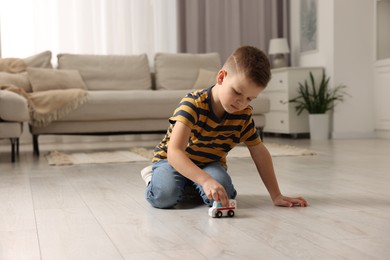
top-left (264, 112), bottom-right (289, 132)
top-left (267, 72), bottom-right (288, 91)
top-left (267, 92), bottom-right (289, 111)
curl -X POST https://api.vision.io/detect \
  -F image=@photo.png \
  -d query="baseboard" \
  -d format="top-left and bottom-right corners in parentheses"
top-left (375, 130), bottom-right (390, 139)
top-left (331, 131), bottom-right (376, 139)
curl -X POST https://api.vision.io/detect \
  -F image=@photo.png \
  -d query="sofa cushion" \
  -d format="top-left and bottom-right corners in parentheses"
top-left (58, 89), bottom-right (269, 122)
top-left (23, 51), bottom-right (53, 69)
top-left (193, 68), bottom-right (218, 89)
top-left (57, 53), bottom-right (152, 91)
top-left (154, 52), bottom-right (221, 90)
top-left (250, 96), bottom-right (270, 115)
top-left (0, 72), bottom-right (32, 92)
top-left (27, 68), bottom-right (87, 92)
top-left (59, 90), bottom-right (190, 121)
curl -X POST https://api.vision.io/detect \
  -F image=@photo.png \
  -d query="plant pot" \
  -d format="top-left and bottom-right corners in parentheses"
top-left (309, 114), bottom-right (330, 140)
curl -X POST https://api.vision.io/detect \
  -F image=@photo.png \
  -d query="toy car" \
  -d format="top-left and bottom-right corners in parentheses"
top-left (208, 199), bottom-right (237, 218)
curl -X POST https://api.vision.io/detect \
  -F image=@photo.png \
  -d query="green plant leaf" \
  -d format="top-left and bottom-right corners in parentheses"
top-left (289, 71), bottom-right (348, 115)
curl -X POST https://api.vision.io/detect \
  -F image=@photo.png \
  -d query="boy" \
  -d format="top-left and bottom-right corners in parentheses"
top-left (142, 46), bottom-right (308, 209)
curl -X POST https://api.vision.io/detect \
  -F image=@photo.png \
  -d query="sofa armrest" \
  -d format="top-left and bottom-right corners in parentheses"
top-left (0, 90), bottom-right (29, 122)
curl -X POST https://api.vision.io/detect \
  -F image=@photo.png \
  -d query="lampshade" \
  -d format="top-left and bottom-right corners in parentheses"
top-left (268, 38), bottom-right (290, 55)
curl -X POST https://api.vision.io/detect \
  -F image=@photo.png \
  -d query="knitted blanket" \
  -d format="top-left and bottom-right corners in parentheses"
top-left (1, 84), bottom-right (89, 127)
top-left (0, 58), bottom-right (27, 73)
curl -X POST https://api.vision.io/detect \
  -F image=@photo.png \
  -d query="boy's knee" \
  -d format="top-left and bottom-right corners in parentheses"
top-left (146, 182), bottom-right (182, 209)
top-left (146, 191), bottom-right (180, 209)
top-left (207, 168), bottom-right (233, 188)
top-left (203, 163), bottom-right (236, 199)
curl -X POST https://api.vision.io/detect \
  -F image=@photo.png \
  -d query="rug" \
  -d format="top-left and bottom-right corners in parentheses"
top-left (228, 143), bottom-right (316, 158)
top-left (45, 144), bottom-right (316, 166)
top-left (45, 149), bottom-right (150, 166)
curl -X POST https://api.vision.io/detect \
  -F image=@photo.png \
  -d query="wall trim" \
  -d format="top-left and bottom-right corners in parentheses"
top-left (376, 130), bottom-right (390, 139)
top-left (331, 131), bottom-right (376, 139)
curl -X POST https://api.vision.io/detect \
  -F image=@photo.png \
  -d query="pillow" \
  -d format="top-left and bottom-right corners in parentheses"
top-left (57, 53), bottom-right (151, 91)
top-left (154, 52), bottom-right (221, 90)
top-left (27, 68), bottom-right (87, 92)
top-left (193, 69), bottom-right (218, 89)
top-left (23, 51), bottom-right (53, 69)
top-left (0, 72), bottom-right (32, 92)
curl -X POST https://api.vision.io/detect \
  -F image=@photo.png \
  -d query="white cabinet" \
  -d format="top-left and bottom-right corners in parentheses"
top-left (262, 67), bottom-right (323, 135)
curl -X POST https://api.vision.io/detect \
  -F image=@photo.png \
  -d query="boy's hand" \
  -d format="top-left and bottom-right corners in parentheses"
top-left (202, 178), bottom-right (229, 207)
top-left (273, 194), bottom-right (308, 207)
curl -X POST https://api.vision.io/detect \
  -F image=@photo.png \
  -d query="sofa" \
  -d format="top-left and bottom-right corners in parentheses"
top-left (0, 51), bottom-right (270, 156)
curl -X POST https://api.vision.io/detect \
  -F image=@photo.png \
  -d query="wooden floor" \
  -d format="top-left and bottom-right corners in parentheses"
top-left (0, 136), bottom-right (389, 260)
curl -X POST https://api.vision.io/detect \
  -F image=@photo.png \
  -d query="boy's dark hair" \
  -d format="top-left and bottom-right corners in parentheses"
top-left (223, 46), bottom-right (271, 88)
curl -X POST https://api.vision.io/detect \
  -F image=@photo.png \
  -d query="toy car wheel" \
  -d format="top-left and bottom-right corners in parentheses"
top-left (216, 211), bottom-right (223, 218)
top-left (228, 210), bottom-right (235, 217)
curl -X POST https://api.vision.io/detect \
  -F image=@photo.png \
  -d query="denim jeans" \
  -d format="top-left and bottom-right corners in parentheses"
top-left (145, 160), bottom-right (237, 209)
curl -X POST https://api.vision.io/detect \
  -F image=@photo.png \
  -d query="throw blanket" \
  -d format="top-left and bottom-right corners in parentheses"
top-left (0, 58), bottom-right (27, 73)
top-left (1, 84), bottom-right (89, 127)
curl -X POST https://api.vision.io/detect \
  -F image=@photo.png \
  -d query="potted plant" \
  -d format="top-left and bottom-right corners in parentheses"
top-left (289, 71), bottom-right (348, 139)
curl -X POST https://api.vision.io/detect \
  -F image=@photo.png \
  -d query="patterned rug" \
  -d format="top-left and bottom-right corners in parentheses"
top-left (45, 143), bottom-right (316, 166)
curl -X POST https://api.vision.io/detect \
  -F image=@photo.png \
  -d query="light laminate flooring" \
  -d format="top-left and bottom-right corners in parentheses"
top-left (0, 136), bottom-right (389, 260)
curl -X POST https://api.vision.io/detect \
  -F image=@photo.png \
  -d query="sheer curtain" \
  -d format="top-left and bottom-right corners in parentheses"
top-left (0, 0), bottom-right (177, 63)
top-left (177, 0), bottom-right (289, 62)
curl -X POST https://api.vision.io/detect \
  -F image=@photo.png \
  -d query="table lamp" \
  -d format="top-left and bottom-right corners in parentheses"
top-left (268, 38), bottom-right (290, 68)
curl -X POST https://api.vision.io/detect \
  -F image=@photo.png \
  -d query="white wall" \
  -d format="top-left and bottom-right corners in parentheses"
top-left (290, 0), bottom-right (376, 139)
top-left (290, 1), bottom-right (334, 71)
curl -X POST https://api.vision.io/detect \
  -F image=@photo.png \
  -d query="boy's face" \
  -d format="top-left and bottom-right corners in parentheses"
top-left (217, 69), bottom-right (264, 114)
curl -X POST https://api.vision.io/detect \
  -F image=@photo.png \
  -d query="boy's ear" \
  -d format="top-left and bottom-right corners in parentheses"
top-left (217, 69), bottom-right (227, 85)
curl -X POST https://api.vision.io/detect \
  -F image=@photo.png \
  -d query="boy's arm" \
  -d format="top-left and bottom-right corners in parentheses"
top-left (248, 142), bottom-right (308, 207)
top-left (167, 121), bottom-right (230, 206)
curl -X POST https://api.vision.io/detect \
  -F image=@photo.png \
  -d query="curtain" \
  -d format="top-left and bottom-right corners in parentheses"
top-left (177, 0), bottom-right (290, 63)
top-left (0, 18), bottom-right (2, 58)
top-left (0, 0), bottom-right (178, 63)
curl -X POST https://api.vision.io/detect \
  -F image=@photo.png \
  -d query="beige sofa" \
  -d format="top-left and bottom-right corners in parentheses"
top-left (0, 51), bottom-right (270, 156)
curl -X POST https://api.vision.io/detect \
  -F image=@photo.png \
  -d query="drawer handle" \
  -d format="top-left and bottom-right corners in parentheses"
top-left (279, 79), bottom-right (283, 84)
top-left (279, 100), bottom-right (288, 105)
top-left (280, 120), bottom-right (284, 124)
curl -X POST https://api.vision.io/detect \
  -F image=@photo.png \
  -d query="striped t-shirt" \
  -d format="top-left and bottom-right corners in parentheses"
top-left (152, 87), bottom-right (261, 167)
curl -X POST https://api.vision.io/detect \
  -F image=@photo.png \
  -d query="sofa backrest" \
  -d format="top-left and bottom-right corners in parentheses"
top-left (154, 52), bottom-right (221, 90)
top-left (23, 51), bottom-right (53, 69)
top-left (57, 53), bottom-right (152, 91)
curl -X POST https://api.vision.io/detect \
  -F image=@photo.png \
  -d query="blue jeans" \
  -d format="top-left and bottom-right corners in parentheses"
top-left (145, 160), bottom-right (237, 209)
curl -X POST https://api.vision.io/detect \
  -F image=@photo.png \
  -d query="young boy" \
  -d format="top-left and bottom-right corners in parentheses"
top-left (142, 46), bottom-right (308, 209)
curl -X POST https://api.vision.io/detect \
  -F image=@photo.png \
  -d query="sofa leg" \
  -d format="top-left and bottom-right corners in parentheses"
top-left (258, 127), bottom-right (264, 142)
top-left (10, 138), bottom-right (16, 162)
top-left (33, 135), bottom-right (40, 156)
top-left (16, 138), bottom-right (20, 156)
